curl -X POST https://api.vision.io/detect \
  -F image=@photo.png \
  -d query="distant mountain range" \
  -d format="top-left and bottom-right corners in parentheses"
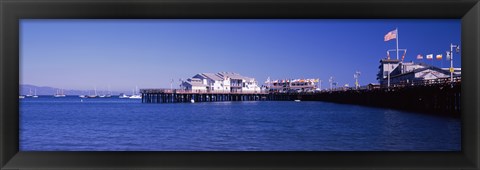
top-left (20, 84), bottom-right (130, 96)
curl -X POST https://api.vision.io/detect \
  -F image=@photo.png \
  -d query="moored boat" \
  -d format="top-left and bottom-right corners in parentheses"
top-left (53, 89), bottom-right (66, 97)
top-left (26, 88), bottom-right (33, 97)
top-left (105, 86), bottom-right (112, 98)
top-left (129, 95), bottom-right (141, 99)
top-left (32, 88), bottom-right (39, 98)
top-left (129, 86), bottom-right (141, 99)
top-left (119, 93), bottom-right (130, 99)
top-left (87, 87), bottom-right (98, 98)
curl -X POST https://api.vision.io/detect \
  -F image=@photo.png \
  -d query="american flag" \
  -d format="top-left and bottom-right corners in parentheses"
top-left (384, 29), bottom-right (397, 42)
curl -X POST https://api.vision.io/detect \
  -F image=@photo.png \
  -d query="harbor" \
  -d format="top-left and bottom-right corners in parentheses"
top-left (19, 96), bottom-right (461, 151)
top-left (18, 21), bottom-right (463, 152)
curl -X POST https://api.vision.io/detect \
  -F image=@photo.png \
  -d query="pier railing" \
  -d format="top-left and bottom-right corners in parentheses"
top-left (141, 77), bottom-right (460, 95)
top-left (140, 89), bottom-right (269, 94)
top-left (322, 77), bottom-right (462, 92)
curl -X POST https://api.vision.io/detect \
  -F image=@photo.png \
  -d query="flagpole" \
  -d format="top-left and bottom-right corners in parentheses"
top-left (396, 28), bottom-right (399, 60)
top-left (451, 44), bottom-right (454, 84)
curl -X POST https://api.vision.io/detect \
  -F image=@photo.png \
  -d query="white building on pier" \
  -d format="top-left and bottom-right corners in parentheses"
top-left (181, 72), bottom-right (261, 93)
top-left (266, 78), bottom-right (319, 93)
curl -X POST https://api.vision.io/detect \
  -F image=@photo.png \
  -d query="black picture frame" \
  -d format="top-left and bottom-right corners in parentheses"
top-left (1, 0), bottom-right (479, 169)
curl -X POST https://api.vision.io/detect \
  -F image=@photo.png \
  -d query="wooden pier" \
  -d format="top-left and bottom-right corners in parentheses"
top-left (294, 82), bottom-right (461, 116)
top-left (140, 89), bottom-right (269, 103)
top-left (141, 82), bottom-right (460, 116)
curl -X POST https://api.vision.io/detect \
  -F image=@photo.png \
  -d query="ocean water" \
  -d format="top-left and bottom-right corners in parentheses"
top-left (19, 96), bottom-right (461, 151)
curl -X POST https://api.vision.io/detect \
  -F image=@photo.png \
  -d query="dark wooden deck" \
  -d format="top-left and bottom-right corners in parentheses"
top-left (140, 82), bottom-right (461, 116)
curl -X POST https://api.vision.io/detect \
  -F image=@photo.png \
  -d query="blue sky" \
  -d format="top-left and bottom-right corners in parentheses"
top-left (20, 19), bottom-right (461, 91)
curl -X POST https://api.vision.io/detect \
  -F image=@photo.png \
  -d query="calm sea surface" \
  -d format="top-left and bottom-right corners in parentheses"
top-left (19, 96), bottom-right (461, 151)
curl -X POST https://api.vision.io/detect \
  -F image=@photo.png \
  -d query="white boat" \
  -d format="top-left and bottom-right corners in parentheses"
top-left (32, 88), bottom-right (38, 98)
top-left (294, 99), bottom-right (301, 102)
top-left (190, 99), bottom-right (195, 103)
top-left (54, 94), bottom-right (66, 97)
top-left (129, 95), bottom-right (141, 99)
top-left (98, 89), bottom-right (109, 98)
top-left (19, 95), bottom-right (25, 99)
top-left (87, 95), bottom-right (97, 98)
top-left (79, 95), bottom-right (87, 98)
top-left (54, 89), bottom-right (66, 97)
top-left (87, 87), bottom-right (98, 98)
top-left (119, 93), bottom-right (130, 99)
top-left (105, 86), bottom-right (112, 98)
top-left (129, 86), bottom-right (141, 99)
top-left (26, 88), bottom-right (33, 97)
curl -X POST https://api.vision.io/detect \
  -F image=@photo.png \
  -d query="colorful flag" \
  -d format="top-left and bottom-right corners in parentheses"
top-left (426, 54), bottom-right (433, 60)
top-left (401, 51), bottom-right (406, 61)
top-left (384, 29), bottom-right (397, 42)
top-left (436, 54), bottom-right (443, 60)
top-left (417, 54), bottom-right (423, 59)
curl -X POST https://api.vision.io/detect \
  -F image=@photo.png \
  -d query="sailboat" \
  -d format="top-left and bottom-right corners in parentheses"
top-left (129, 86), bottom-right (141, 99)
top-left (98, 91), bottom-right (106, 98)
top-left (26, 88), bottom-right (33, 97)
top-left (53, 89), bottom-right (66, 97)
top-left (32, 88), bottom-right (38, 98)
top-left (87, 87), bottom-right (98, 98)
top-left (119, 93), bottom-right (130, 99)
top-left (79, 90), bottom-right (88, 98)
top-left (105, 86), bottom-right (112, 98)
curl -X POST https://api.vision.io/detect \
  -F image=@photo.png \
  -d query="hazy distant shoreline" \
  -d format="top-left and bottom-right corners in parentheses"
top-left (20, 84), bottom-right (133, 96)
